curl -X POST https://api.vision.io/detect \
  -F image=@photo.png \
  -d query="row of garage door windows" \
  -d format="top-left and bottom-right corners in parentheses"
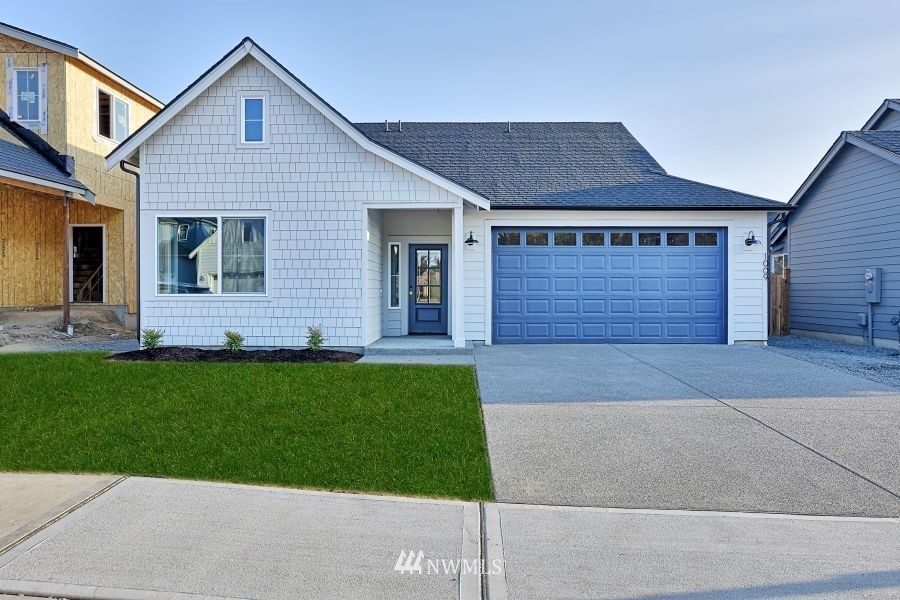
top-left (496, 231), bottom-right (719, 248)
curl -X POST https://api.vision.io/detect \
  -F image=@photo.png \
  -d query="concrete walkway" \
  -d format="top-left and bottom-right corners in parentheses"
top-left (0, 473), bottom-right (120, 552)
top-left (487, 503), bottom-right (900, 600)
top-left (0, 477), bottom-right (480, 600)
top-left (0, 476), bottom-right (898, 599)
top-left (475, 344), bottom-right (900, 516)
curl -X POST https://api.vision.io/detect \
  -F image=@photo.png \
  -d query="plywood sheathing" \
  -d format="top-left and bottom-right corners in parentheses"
top-left (0, 32), bottom-right (159, 313)
top-left (0, 182), bottom-right (125, 308)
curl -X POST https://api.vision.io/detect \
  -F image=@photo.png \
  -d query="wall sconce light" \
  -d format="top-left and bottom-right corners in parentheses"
top-left (745, 231), bottom-right (761, 247)
top-left (464, 231), bottom-right (479, 246)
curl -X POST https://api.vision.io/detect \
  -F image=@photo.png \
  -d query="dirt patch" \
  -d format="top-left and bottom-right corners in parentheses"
top-left (109, 346), bottom-right (361, 363)
top-left (0, 307), bottom-right (136, 353)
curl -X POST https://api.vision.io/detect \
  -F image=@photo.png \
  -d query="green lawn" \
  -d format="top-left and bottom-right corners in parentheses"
top-left (0, 353), bottom-right (492, 501)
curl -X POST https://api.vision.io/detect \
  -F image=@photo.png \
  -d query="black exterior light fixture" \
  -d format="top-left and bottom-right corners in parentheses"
top-left (745, 231), bottom-right (762, 247)
top-left (464, 231), bottom-right (479, 246)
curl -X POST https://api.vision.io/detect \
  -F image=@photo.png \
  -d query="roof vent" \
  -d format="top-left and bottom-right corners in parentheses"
top-left (507, 121), bottom-right (511, 133)
top-left (398, 120), bottom-right (402, 132)
top-left (384, 119), bottom-right (389, 132)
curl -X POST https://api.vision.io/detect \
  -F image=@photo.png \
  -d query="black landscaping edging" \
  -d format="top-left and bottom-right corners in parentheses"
top-left (107, 347), bottom-right (361, 363)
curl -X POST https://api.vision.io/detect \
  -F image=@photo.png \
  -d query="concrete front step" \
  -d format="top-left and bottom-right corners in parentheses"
top-left (363, 343), bottom-right (473, 356)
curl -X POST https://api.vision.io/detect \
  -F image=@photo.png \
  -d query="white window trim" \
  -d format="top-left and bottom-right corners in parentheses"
top-left (388, 241), bottom-right (401, 309)
top-left (11, 67), bottom-right (41, 124)
top-left (93, 83), bottom-right (130, 145)
top-left (154, 213), bottom-right (270, 298)
top-left (238, 92), bottom-right (268, 146)
top-left (771, 252), bottom-right (788, 274)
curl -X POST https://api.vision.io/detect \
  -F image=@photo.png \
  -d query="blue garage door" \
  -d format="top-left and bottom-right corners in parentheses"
top-left (492, 227), bottom-right (726, 344)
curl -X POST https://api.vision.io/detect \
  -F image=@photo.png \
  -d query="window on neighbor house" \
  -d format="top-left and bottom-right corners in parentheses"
top-left (97, 89), bottom-right (129, 142)
top-left (389, 242), bottom-right (400, 308)
top-left (14, 69), bottom-right (40, 122)
top-left (157, 217), bottom-right (266, 295)
top-left (242, 97), bottom-right (265, 143)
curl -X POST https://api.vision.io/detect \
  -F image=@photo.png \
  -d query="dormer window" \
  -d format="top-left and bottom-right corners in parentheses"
top-left (241, 96), bottom-right (265, 143)
top-left (13, 68), bottom-right (40, 122)
top-left (97, 88), bottom-right (129, 142)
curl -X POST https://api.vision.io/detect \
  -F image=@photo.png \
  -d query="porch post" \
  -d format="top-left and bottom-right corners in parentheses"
top-left (61, 194), bottom-right (71, 331)
top-left (451, 205), bottom-right (465, 347)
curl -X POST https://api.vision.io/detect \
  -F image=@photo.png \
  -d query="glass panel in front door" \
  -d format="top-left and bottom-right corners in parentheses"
top-left (415, 249), bottom-right (442, 304)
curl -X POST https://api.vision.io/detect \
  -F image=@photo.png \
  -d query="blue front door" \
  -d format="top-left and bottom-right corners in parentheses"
top-left (492, 227), bottom-right (727, 344)
top-left (408, 244), bottom-right (448, 334)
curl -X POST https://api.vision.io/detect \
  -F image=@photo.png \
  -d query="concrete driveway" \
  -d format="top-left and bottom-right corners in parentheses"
top-left (475, 344), bottom-right (900, 516)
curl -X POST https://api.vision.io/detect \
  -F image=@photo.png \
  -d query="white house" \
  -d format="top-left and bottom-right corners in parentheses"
top-left (106, 38), bottom-right (786, 349)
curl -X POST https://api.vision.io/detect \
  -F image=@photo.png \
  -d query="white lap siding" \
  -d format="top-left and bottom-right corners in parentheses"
top-left (139, 55), bottom-right (463, 348)
top-left (460, 209), bottom-right (771, 344)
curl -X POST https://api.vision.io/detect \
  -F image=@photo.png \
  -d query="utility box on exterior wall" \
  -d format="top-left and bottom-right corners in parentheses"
top-left (864, 267), bottom-right (882, 303)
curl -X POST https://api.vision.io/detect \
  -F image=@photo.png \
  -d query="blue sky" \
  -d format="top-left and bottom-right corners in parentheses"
top-left (22, 0), bottom-right (900, 201)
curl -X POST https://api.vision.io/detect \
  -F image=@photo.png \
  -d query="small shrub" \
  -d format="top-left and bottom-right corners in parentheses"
top-left (141, 328), bottom-right (164, 349)
top-left (307, 324), bottom-right (326, 351)
top-left (223, 330), bottom-right (244, 352)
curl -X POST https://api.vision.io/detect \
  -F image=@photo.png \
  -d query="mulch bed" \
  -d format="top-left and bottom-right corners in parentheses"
top-left (108, 347), bottom-right (361, 363)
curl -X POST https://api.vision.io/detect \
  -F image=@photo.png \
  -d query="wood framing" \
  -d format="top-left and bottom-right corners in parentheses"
top-left (0, 25), bottom-right (160, 314)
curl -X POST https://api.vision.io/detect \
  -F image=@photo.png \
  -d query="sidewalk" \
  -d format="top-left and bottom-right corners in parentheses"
top-left (1, 475), bottom-right (898, 600)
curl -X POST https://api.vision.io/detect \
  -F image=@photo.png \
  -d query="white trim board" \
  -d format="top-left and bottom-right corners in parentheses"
top-left (105, 39), bottom-right (490, 210)
top-left (478, 215), bottom-right (762, 346)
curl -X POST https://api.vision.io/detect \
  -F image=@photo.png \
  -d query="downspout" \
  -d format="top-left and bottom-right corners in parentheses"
top-left (119, 160), bottom-right (141, 338)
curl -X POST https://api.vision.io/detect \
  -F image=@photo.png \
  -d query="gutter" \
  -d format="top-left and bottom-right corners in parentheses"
top-left (119, 160), bottom-right (141, 337)
top-left (488, 204), bottom-right (793, 211)
top-left (0, 168), bottom-right (94, 202)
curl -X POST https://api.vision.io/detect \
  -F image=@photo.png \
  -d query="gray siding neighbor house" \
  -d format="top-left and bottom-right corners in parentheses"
top-left (771, 99), bottom-right (900, 347)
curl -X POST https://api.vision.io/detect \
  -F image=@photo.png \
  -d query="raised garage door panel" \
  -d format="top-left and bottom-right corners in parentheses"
top-left (492, 227), bottom-right (726, 344)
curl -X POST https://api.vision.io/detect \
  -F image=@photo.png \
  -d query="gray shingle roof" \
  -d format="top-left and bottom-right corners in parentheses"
top-left (0, 138), bottom-right (88, 190)
top-left (848, 130), bottom-right (900, 156)
top-left (356, 121), bottom-right (784, 209)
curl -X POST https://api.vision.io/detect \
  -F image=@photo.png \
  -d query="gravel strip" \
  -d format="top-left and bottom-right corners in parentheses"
top-left (53, 339), bottom-right (140, 353)
top-left (767, 335), bottom-right (900, 389)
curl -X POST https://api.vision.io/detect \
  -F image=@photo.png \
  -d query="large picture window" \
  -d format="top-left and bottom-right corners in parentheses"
top-left (157, 216), bottom-right (266, 295)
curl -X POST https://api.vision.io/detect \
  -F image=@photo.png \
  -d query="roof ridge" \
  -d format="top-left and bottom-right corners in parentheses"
top-left (353, 121), bottom-right (626, 124)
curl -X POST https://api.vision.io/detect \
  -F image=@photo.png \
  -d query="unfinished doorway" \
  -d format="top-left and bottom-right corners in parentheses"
top-left (71, 226), bottom-right (104, 303)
